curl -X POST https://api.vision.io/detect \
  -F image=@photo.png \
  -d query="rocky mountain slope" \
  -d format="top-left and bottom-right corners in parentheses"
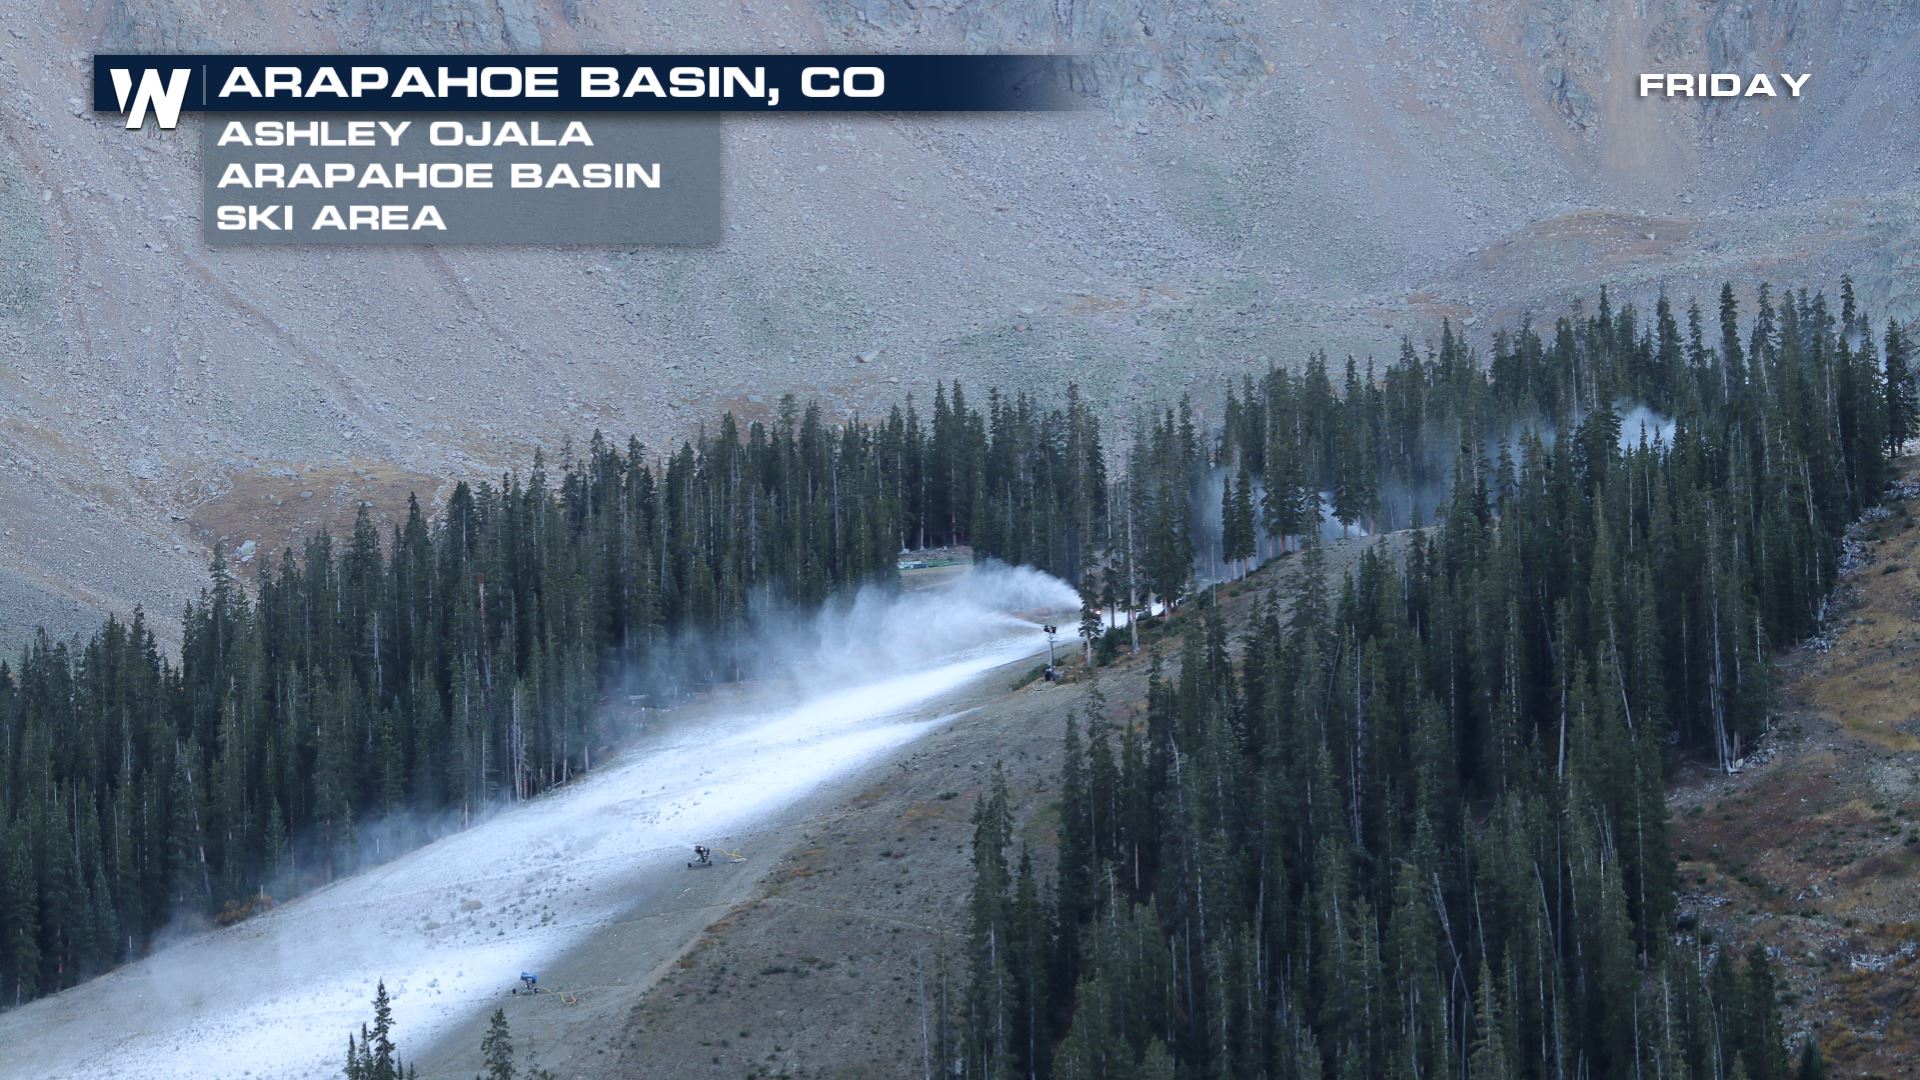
top-left (0, 0), bottom-right (1916, 649)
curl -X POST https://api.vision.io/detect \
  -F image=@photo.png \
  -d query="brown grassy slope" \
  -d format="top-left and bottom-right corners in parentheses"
top-left (1671, 455), bottom-right (1920, 1078)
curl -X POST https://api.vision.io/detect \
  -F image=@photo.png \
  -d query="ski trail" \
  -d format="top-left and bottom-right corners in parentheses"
top-left (0, 598), bottom-right (1060, 1078)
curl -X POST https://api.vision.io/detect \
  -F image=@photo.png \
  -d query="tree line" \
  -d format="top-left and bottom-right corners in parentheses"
top-left (947, 280), bottom-right (1909, 1079)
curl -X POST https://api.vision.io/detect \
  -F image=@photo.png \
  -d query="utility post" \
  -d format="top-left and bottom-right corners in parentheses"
top-left (1043, 624), bottom-right (1058, 680)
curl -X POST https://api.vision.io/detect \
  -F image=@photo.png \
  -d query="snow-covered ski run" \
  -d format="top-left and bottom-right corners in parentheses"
top-left (0, 565), bottom-right (1075, 1079)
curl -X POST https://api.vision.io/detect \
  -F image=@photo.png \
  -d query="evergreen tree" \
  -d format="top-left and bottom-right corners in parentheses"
top-left (368, 980), bottom-right (399, 1080)
top-left (1887, 319), bottom-right (1916, 454)
top-left (480, 1008), bottom-right (515, 1080)
top-left (1794, 1037), bottom-right (1828, 1080)
top-left (1224, 468), bottom-right (1257, 578)
top-left (1077, 569), bottom-right (1103, 666)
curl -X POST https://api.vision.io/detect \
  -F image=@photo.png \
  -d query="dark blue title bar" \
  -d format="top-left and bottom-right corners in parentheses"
top-left (93, 54), bottom-right (1084, 114)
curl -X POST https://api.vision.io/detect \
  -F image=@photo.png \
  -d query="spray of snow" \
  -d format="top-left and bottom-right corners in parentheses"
top-left (0, 564), bottom-right (1075, 1080)
top-left (1188, 463), bottom-right (1236, 585)
top-left (1616, 402), bottom-right (1676, 451)
top-left (1316, 491), bottom-right (1369, 541)
top-left (1183, 399), bottom-right (1667, 567)
top-left (611, 562), bottom-right (1075, 706)
top-left (781, 560), bottom-right (1077, 678)
top-left (1191, 464), bottom-right (1374, 588)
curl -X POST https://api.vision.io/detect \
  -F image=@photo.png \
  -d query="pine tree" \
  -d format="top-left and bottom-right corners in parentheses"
top-left (966, 766), bottom-right (1015, 1077)
top-left (368, 980), bottom-right (399, 1080)
top-left (1886, 319), bottom-right (1916, 454)
top-left (1469, 959), bottom-right (1513, 1080)
top-left (1794, 1037), bottom-right (1827, 1080)
top-left (1078, 569), bottom-right (1104, 666)
top-left (1742, 943), bottom-right (1789, 1080)
top-left (1225, 468), bottom-right (1257, 578)
top-left (345, 1032), bottom-right (368, 1080)
top-left (480, 1007), bottom-right (515, 1080)
top-left (5, 827), bottom-right (39, 1004)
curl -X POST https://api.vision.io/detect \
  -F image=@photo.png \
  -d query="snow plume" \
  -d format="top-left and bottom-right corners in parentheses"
top-left (614, 562), bottom-right (1076, 705)
top-left (921, 560), bottom-right (1081, 619)
top-left (1318, 491), bottom-right (1368, 541)
top-left (1616, 402), bottom-right (1676, 451)
top-left (745, 561), bottom-right (1077, 690)
top-left (1190, 461), bottom-right (1289, 586)
top-left (231, 566), bottom-right (1077, 908)
top-left (1181, 402), bottom-right (1665, 561)
top-left (1376, 477), bottom-right (1452, 531)
top-left (241, 566), bottom-right (1080, 908)
top-left (1376, 420), bottom-right (1508, 533)
top-left (0, 563), bottom-right (1069, 1080)
top-left (1189, 463), bottom-right (1393, 587)
top-left (1188, 460), bottom-right (1374, 587)
top-left (1189, 462), bottom-right (1234, 584)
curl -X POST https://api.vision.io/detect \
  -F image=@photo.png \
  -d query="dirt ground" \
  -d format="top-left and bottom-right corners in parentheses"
top-left (1670, 456), bottom-right (1920, 1078)
top-left (601, 664), bottom-right (1111, 1080)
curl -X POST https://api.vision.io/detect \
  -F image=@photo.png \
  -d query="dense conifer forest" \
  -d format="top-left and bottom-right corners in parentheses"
top-left (0, 279), bottom-right (1911, 1080)
top-left (946, 281), bottom-right (1913, 1080)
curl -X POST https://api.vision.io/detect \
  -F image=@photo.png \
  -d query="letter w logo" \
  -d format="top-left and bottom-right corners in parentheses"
top-left (109, 67), bottom-right (191, 130)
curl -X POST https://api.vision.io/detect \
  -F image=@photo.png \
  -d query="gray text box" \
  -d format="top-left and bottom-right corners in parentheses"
top-left (202, 113), bottom-right (720, 245)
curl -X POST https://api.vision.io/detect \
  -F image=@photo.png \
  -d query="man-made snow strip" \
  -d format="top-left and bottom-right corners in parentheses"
top-left (0, 569), bottom-right (1071, 1079)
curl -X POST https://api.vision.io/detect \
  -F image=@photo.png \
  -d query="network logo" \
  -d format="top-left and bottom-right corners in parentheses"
top-left (108, 67), bottom-right (192, 130)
